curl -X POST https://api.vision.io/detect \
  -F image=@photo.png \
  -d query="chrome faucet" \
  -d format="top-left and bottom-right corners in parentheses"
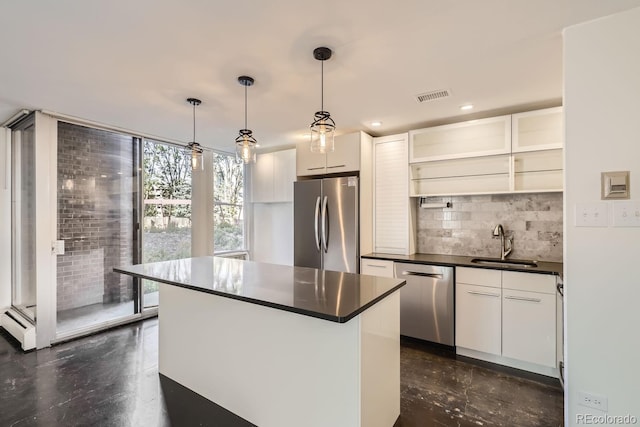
top-left (492, 224), bottom-right (513, 260)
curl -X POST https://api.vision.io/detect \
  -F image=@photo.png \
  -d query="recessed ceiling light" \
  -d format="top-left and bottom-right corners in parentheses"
top-left (460, 104), bottom-right (474, 111)
top-left (370, 121), bottom-right (382, 127)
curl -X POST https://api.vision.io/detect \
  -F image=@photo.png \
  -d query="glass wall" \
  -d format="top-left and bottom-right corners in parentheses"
top-left (142, 139), bottom-right (192, 308)
top-left (56, 122), bottom-right (139, 335)
top-left (11, 116), bottom-right (37, 322)
top-left (213, 152), bottom-right (244, 252)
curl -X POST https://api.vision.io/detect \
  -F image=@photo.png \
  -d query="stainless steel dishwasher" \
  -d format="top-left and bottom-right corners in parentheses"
top-left (394, 263), bottom-right (454, 346)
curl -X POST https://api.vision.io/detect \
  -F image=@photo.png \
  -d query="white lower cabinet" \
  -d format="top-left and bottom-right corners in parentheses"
top-left (455, 283), bottom-right (502, 355)
top-left (502, 289), bottom-right (556, 367)
top-left (360, 259), bottom-right (395, 278)
top-left (456, 266), bottom-right (558, 375)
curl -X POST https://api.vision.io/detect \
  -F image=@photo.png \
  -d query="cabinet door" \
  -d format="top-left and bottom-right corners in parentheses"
top-left (373, 134), bottom-right (409, 254)
top-left (502, 289), bottom-right (556, 367)
top-left (273, 149), bottom-right (296, 202)
top-left (410, 115), bottom-right (511, 162)
top-left (455, 283), bottom-right (502, 355)
top-left (512, 107), bottom-right (563, 153)
top-left (410, 155), bottom-right (510, 196)
top-left (513, 149), bottom-right (563, 192)
top-left (326, 132), bottom-right (360, 173)
top-left (251, 152), bottom-right (274, 203)
top-left (296, 140), bottom-right (326, 176)
top-left (360, 259), bottom-right (394, 277)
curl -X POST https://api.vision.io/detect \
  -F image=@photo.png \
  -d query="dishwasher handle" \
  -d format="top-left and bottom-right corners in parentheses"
top-left (400, 270), bottom-right (443, 279)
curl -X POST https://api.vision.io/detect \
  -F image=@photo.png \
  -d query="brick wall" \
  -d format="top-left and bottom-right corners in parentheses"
top-left (57, 122), bottom-right (136, 312)
top-left (416, 192), bottom-right (563, 262)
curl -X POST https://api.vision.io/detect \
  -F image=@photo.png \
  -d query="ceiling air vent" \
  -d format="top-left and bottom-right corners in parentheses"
top-left (415, 89), bottom-right (451, 103)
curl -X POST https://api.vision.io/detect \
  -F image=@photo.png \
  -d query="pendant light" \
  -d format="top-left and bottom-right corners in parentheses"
top-left (186, 97), bottom-right (204, 171)
top-left (309, 47), bottom-right (336, 154)
top-left (235, 76), bottom-right (257, 164)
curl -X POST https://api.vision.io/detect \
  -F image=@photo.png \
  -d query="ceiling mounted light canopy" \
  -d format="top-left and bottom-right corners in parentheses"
top-left (309, 46), bottom-right (336, 154)
top-left (186, 97), bottom-right (204, 171)
top-left (235, 75), bottom-right (257, 164)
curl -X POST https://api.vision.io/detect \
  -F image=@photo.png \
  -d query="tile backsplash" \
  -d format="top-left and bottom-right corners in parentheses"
top-left (417, 193), bottom-right (563, 262)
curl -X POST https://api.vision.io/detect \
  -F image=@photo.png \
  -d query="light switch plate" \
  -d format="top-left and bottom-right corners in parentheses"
top-left (575, 202), bottom-right (608, 227)
top-left (612, 201), bottom-right (640, 227)
top-left (52, 240), bottom-right (65, 255)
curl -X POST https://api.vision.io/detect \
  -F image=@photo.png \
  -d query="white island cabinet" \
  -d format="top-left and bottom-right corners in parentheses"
top-left (115, 257), bottom-right (405, 427)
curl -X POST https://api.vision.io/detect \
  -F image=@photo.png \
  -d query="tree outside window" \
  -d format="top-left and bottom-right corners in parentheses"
top-left (213, 153), bottom-right (244, 252)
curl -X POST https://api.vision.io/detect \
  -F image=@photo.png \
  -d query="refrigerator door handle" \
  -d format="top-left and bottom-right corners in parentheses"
top-left (321, 196), bottom-right (328, 252)
top-left (314, 196), bottom-right (321, 251)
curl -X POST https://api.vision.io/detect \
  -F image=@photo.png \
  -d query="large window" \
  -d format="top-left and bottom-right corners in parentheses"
top-left (213, 152), bottom-right (245, 252)
top-left (142, 140), bottom-right (192, 308)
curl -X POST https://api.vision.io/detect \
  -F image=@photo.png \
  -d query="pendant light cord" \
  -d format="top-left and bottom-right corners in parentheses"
top-left (321, 60), bottom-right (324, 111)
top-left (244, 83), bottom-right (248, 129)
top-left (192, 102), bottom-right (196, 142)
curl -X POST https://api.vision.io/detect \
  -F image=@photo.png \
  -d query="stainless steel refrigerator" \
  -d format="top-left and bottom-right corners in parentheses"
top-left (294, 176), bottom-right (359, 273)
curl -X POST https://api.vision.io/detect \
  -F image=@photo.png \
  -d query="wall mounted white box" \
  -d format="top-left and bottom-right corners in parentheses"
top-left (574, 202), bottom-right (608, 227)
top-left (612, 201), bottom-right (640, 227)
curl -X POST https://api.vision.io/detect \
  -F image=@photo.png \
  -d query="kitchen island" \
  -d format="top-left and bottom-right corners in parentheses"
top-left (115, 256), bottom-right (406, 427)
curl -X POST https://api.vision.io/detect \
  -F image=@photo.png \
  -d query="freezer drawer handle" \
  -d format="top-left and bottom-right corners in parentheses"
top-left (504, 295), bottom-right (542, 303)
top-left (366, 264), bottom-right (389, 268)
top-left (467, 290), bottom-right (500, 298)
top-left (401, 271), bottom-right (443, 279)
top-left (321, 196), bottom-right (329, 252)
top-left (326, 164), bottom-right (346, 169)
top-left (314, 196), bottom-right (321, 251)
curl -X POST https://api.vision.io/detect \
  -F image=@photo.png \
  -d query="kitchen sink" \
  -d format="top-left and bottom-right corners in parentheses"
top-left (471, 257), bottom-right (538, 268)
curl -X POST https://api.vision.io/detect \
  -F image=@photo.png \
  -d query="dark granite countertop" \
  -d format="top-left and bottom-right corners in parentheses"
top-left (114, 256), bottom-right (405, 324)
top-left (362, 253), bottom-right (563, 276)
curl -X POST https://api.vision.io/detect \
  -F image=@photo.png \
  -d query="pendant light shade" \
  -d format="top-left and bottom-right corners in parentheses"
top-left (235, 76), bottom-right (257, 164)
top-left (310, 47), bottom-right (335, 154)
top-left (186, 98), bottom-right (204, 171)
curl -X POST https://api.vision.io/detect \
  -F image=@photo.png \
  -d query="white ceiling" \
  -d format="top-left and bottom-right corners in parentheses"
top-left (2, 0), bottom-right (640, 152)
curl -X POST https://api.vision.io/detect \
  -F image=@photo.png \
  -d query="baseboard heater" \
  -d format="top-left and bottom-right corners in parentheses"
top-left (1, 309), bottom-right (36, 351)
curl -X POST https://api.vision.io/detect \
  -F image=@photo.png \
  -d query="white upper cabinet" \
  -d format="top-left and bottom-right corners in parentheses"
top-left (326, 132), bottom-right (361, 173)
top-left (296, 140), bottom-right (326, 176)
top-left (408, 107), bottom-right (564, 196)
top-left (251, 149), bottom-right (296, 203)
top-left (373, 133), bottom-right (415, 255)
top-left (511, 107), bottom-right (563, 153)
top-left (252, 152), bottom-right (275, 203)
top-left (296, 132), bottom-right (364, 177)
top-left (511, 107), bottom-right (564, 192)
top-left (409, 115), bottom-right (511, 163)
top-left (273, 149), bottom-right (296, 202)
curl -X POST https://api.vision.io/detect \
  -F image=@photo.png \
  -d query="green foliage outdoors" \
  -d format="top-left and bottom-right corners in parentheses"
top-left (142, 142), bottom-right (245, 262)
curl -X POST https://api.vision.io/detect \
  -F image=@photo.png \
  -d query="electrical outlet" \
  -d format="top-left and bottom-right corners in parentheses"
top-left (578, 391), bottom-right (608, 412)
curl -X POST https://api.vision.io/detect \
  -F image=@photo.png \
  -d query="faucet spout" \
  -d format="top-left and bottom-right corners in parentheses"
top-left (492, 224), bottom-right (512, 260)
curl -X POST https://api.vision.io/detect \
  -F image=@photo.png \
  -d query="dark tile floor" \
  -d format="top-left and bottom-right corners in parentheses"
top-left (0, 319), bottom-right (563, 427)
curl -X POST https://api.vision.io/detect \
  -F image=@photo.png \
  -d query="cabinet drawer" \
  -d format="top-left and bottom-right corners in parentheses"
top-left (456, 267), bottom-right (501, 288)
top-left (360, 259), bottom-right (394, 278)
top-left (502, 271), bottom-right (556, 294)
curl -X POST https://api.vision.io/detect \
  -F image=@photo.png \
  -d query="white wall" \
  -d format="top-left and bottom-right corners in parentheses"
top-left (0, 127), bottom-right (11, 311)
top-left (564, 7), bottom-right (640, 425)
top-left (252, 203), bottom-right (293, 266)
